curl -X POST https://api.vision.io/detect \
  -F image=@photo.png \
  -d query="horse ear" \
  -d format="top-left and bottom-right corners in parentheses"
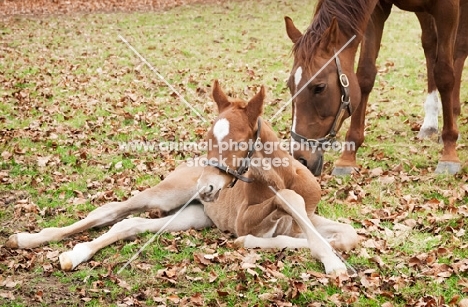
top-left (285, 16), bottom-right (303, 44)
top-left (211, 80), bottom-right (231, 113)
top-left (319, 17), bottom-right (340, 55)
top-left (246, 86), bottom-right (265, 126)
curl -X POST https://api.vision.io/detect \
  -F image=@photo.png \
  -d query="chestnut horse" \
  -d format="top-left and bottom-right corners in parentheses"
top-left (6, 81), bottom-right (358, 275)
top-left (285, 0), bottom-right (464, 176)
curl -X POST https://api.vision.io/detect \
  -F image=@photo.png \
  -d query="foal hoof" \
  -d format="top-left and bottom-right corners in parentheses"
top-left (233, 236), bottom-right (246, 248)
top-left (329, 267), bottom-right (348, 276)
top-left (435, 161), bottom-right (461, 175)
top-left (332, 166), bottom-right (358, 176)
top-left (417, 127), bottom-right (438, 140)
top-left (5, 235), bottom-right (19, 248)
top-left (59, 252), bottom-right (74, 271)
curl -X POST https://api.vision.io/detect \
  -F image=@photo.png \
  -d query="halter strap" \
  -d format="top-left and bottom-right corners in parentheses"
top-left (291, 53), bottom-right (352, 147)
top-left (204, 118), bottom-right (262, 188)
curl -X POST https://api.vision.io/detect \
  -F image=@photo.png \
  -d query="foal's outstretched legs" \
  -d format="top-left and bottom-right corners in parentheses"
top-left (235, 189), bottom-right (349, 274)
top-left (6, 163), bottom-right (203, 249)
top-left (60, 204), bottom-right (213, 271)
top-left (236, 215), bottom-right (358, 251)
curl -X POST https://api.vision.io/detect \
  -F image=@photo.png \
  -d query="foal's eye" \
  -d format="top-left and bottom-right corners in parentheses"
top-left (313, 84), bottom-right (326, 94)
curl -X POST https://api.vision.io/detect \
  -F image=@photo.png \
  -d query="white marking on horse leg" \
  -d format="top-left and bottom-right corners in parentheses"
top-left (59, 243), bottom-right (93, 271)
top-left (270, 187), bottom-right (351, 275)
top-left (59, 204), bottom-right (212, 271)
top-left (238, 234), bottom-right (308, 249)
top-left (311, 215), bottom-right (358, 252)
top-left (213, 118), bottom-right (230, 143)
top-left (419, 91), bottom-right (440, 138)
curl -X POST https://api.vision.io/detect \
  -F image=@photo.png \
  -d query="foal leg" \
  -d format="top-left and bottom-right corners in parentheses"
top-left (235, 235), bottom-right (308, 249)
top-left (6, 163), bottom-right (203, 249)
top-left (274, 190), bottom-right (348, 274)
top-left (59, 204), bottom-right (213, 271)
top-left (309, 215), bottom-right (358, 252)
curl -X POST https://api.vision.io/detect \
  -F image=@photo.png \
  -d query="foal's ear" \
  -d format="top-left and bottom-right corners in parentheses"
top-left (285, 16), bottom-right (303, 44)
top-left (246, 86), bottom-right (265, 126)
top-left (212, 80), bottom-right (231, 113)
top-left (319, 17), bottom-right (340, 55)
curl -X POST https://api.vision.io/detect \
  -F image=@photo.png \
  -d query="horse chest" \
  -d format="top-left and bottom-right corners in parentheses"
top-left (201, 195), bottom-right (240, 234)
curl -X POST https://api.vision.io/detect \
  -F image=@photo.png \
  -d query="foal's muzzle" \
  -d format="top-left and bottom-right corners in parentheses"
top-left (199, 184), bottom-right (222, 202)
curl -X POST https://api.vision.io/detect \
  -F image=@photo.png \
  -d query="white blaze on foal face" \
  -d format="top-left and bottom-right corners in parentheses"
top-left (213, 118), bottom-right (230, 144)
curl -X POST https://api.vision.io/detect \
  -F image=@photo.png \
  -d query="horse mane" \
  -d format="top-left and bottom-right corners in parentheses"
top-left (293, 0), bottom-right (374, 66)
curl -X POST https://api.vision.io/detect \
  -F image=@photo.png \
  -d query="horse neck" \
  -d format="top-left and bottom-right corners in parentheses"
top-left (247, 119), bottom-right (293, 187)
top-left (315, 0), bottom-right (379, 48)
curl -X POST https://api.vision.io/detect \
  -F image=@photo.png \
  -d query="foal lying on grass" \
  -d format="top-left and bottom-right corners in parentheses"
top-left (7, 81), bottom-right (358, 274)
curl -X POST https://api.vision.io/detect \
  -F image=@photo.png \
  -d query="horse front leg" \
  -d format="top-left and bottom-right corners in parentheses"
top-left (431, 2), bottom-right (461, 174)
top-left (235, 190), bottom-right (349, 274)
top-left (310, 214), bottom-right (359, 252)
top-left (59, 204), bottom-right (213, 271)
top-left (416, 12), bottom-right (440, 139)
top-left (274, 190), bottom-right (348, 274)
top-left (333, 1), bottom-right (392, 175)
top-left (6, 163), bottom-right (203, 249)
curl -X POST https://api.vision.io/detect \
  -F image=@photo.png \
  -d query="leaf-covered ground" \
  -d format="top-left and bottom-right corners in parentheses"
top-left (1, 0), bottom-right (468, 306)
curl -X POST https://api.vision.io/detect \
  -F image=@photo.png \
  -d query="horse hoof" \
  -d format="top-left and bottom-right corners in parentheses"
top-left (329, 267), bottom-right (348, 276)
top-left (435, 161), bottom-right (461, 175)
top-left (417, 127), bottom-right (438, 139)
top-left (233, 236), bottom-right (246, 248)
top-left (332, 166), bottom-right (357, 176)
top-left (5, 235), bottom-right (19, 248)
top-left (59, 252), bottom-right (74, 271)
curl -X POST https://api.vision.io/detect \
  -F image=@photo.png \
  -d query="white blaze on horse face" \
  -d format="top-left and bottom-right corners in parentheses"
top-left (292, 66), bottom-right (303, 134)
top-left (294, 66), bottom-right (303, 88)
top-left (213, 118), bottom-right (230, 144)
top-left (421, 91), bottom-right (440, 132)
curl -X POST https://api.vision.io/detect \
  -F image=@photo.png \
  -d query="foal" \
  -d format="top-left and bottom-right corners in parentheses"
top-left (7, 81), bottom-right (358, 274)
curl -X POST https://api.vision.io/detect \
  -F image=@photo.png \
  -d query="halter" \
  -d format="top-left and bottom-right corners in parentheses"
top-left (204, 118), bottom-right (262, 188)
top-left (290, 53), bottom-right (352, 148)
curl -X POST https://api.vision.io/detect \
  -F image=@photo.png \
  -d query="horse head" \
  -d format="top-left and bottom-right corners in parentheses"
top-left (198, 80), bottom-right (265, 202)
top-left (284, 16), bottom-right (361, 176)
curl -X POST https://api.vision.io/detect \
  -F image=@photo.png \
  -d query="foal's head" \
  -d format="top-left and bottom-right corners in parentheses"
top-left (284, 16), bottom-right (361, 176)
top-left (198, 80), bottom-right (265, 202)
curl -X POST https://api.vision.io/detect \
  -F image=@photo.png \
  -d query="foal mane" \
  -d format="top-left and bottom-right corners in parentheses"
top-left (293, 0), bottom-right (373, 67)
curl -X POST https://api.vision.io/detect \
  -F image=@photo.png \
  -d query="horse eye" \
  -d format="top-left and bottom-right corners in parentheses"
top-left (313, 84), bottom-right (326, 94)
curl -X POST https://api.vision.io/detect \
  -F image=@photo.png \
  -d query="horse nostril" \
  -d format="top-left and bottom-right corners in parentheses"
top-left (208, 185), bottom-right (214, 193)
top-left (298, 158), bottom-right (307, 167)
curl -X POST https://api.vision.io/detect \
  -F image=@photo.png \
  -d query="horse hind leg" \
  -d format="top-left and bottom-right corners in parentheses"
top-left (452, 2), bottom-right (468, 126)
top-left (59, 203), bottom-right (213, 271)
top-left (6, 163), bottom-right (203, 249)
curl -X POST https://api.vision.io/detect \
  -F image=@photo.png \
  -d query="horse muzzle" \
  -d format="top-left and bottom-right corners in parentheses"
top-left (295, 151), bottom-right (324, 177)
top-left (199, 185), bottom-right (221, 202)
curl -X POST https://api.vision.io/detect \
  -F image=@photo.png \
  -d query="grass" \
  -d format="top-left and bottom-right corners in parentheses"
top-left (1, 0), bottom-right (468, 306)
